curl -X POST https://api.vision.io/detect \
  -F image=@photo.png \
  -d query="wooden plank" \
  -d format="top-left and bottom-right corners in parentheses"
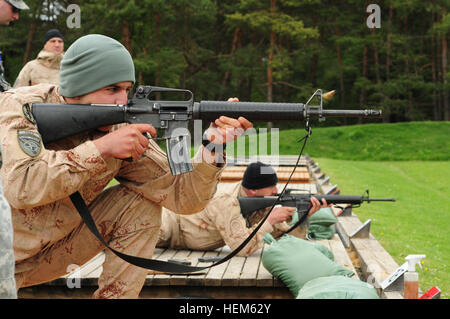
top-left (239, 249), bottom-right (263, 287)
top-left (221, 165), bottom-right (310, 183)
top-left (146, 248), bottom-right (178, 286)
top-left (226, 156), bottom-right (308, 167)
top-left (204, 247), bottom-right (230, 286)
top-left (142, 247), bottom-right (167, 285)
top-left (168, 250), bottom-right (209, 286)
top-left (185, 250), bottom-right (219, 286)
top-left (168, 249), bottom-right (197, 286)
top-left (351, 238), bottom-right (399, 280)
top-left (223, 166), bottom-right (308, 173)
top-left (152, 247), bottom-right (166, 258)
top-left (382, 291), bottom-right (404, 299)
top-left (328, 234), bottom-right (359, 279)
top-left (350, 238), bottom-right (401, 298)
top-left (221, 255), bottom-right (246, 287)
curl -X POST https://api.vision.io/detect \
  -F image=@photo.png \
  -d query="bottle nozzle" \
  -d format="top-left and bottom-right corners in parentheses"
top-left (405, 254), bottom-right (426, 272)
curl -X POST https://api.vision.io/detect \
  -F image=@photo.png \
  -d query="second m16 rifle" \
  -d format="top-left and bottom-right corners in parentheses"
top-left (31, 86), bottom-right (382, 175)
top-left (238, 189), bottom-right (396, 229)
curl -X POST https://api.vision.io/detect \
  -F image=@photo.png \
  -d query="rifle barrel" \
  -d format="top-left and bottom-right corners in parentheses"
top-left (312, 195), bottom-right (395, 203)
top-left (194, 101), bottom-right (382, 122)
top-left (363, 198), bottom-right (396, 202)
top-left (310, 109), bottom-right (382, 117)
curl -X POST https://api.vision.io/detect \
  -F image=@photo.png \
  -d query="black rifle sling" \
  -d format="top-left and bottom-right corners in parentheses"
top-left (69, 120), bottom-right (312, 273)
top-left (70, 190), bottom-right (273, 273)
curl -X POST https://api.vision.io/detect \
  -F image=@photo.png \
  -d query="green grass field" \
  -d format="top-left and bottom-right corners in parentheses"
top-left (315, 159), bottom-right (449, 298)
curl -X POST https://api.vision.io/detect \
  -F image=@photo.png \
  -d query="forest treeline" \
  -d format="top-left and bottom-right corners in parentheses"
top-left (0, 0), bottom-right (448, 125)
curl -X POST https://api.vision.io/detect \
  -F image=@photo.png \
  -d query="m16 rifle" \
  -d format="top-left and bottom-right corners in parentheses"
top-left (31, 86), bottom-right (382, 175)
top-left (238, 189), bottom-right (396, 229)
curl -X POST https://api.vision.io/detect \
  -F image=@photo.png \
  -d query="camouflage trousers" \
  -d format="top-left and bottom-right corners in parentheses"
top-left (14, 184), bottom-right (161, 298)
top-left (0, 177), bottom-right (17, 299)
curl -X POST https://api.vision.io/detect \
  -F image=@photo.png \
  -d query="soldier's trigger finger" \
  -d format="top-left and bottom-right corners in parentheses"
top-left (134, 123), bottom-right (156, 137)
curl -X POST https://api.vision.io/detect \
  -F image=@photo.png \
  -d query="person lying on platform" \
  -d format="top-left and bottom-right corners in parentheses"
top-left (157, 161), bottom-right (329, 256)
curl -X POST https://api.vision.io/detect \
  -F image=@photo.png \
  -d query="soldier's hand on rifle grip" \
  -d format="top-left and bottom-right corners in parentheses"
top-left (267, 206), bottom-right (296, 225)
top-left (308, 197), bottom-right (331, 216)
top-left (93, 123), bottom-right (156, 161)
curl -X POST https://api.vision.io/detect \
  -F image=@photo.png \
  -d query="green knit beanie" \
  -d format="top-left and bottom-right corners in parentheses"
top-left (60, 34), bottom-right (135, 97)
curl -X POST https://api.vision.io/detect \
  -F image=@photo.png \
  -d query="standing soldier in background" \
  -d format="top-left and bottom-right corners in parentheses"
top-left (14, 29), bottom-right (64, 87)
top-left (0, 0), bottom-right (29, 299)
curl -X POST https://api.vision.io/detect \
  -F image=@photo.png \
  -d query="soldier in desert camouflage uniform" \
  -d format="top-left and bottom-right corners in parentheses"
top-left (14, 29), bottom-right (64, 87)
top-left (0, 34), bottom-right (253, 298)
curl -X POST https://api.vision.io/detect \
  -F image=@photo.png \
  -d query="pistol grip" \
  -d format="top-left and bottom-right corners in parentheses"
top-left (119, 132), bottom-right (151, 163)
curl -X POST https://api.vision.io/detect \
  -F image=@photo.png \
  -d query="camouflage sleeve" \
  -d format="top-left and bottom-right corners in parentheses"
top-left (205, 195), bottom-right (274, 256)
top-left (0, 93), bottom-right (108, 209)
top-left (0, 176), bottom-right (17, 299)
top-left (13, 62), bottom-right (32, 88)
top-left (117, 142), bottom-right (225, 215)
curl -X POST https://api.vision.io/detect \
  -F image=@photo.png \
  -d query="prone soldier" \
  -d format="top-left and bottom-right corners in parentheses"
top-left (157, 162), bottom-right (329, 256)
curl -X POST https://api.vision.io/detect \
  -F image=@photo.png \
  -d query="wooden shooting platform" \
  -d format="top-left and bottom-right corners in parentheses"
top-left (18, 231), bottom-right (357, 299)
top-left (18, 155), bottom-right (409, 299)
top-left (220, 166), bottom-right (310, 183)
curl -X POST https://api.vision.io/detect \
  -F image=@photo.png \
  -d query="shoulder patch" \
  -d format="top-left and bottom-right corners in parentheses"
top-left (22, 103), bottom-right (36, 124)
top-left (17, 130), bottom-right (42, 157)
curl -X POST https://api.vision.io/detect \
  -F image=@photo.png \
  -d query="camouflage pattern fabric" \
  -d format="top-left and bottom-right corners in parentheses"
top-left (0, 84), bottom-right (225, 298)
top-left (0, 176), bottom-right (17, 299)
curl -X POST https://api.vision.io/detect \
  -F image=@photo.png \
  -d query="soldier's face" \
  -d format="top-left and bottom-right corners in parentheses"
top-left (74, 81), bottom-right (133, 106)
top-left (66, 81), bottom-right (133, 132)
top-left (0, 0), bottom-right (20, 25)
top-left (44, 37), bottom-right (64, 54)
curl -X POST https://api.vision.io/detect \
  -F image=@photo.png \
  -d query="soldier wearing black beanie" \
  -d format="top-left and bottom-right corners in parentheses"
top-left (242, 161), bottom-right (278, 190)
top-left (44, 29), bottom-right (64, 45)
top-left (14, 28), bottom-right (64, 87)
